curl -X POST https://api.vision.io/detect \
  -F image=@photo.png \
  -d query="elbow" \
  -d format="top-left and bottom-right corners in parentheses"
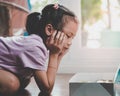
top-left (45, 84), bottom-right (51, 92)
top-left (43, 80), bottom-right (54, 93)
top-left (40, 84), bottom-right (52, 95)
top-left (39, 90), bottom-right (51, 96)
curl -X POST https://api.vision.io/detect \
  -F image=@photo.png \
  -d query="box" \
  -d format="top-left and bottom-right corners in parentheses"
top-left (69, 72), bottom-right (120, 96)
top-left (114, 67), bottom-right (120, 96)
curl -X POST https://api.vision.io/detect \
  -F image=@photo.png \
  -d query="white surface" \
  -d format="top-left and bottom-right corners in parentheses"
top-left (69, 73), bottom-right (115, 83)
top-left (58, 48), bottom-right (120, 73)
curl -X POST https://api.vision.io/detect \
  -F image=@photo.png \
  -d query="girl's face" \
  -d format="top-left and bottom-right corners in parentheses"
top-left (45, 20), bottom-right (78, 52)
top-left (62, 20), bottom-right (78, 49)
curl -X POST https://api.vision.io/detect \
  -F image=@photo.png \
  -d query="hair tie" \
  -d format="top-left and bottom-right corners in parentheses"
top-left (37, 14), bottom-right (41, 20)
top-left (53, 3), bottom-right (59, 9)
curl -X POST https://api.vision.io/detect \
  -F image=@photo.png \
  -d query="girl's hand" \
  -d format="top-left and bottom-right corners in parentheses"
top-left (46, 30), bottom-right (66, 55)
top-left (58, 47), bottom-right (69, 60)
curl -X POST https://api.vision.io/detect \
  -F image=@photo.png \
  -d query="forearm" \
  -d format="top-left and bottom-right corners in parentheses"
top-left (47, 54), bottom-right (58, 92)
top-left (34, 54), bottom-right (59, 95)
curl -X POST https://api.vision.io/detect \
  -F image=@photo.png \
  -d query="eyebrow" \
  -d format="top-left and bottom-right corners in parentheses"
top-left (62, 28), bottom-right (76, 37)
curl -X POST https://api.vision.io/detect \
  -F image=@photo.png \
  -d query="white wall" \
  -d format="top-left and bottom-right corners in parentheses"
top-left (58, 0), bottom-right (120, 74)
top-left (58, 48), bottom-right (120, 73)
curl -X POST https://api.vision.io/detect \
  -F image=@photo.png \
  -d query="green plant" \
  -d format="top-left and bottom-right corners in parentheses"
top-left (81, 0), bottom-right (102, 30)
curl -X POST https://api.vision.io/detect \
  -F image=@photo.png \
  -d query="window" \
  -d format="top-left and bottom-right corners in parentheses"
top-left (30, 0), bottom-right (58, 12)
top-left (81, 0), bottom-right (120, 48)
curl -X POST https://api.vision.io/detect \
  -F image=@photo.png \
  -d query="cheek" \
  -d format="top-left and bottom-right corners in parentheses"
top-left (64, 38), bottom-right (69, 44)
top-left (63, 38), bottom-right (72, 46)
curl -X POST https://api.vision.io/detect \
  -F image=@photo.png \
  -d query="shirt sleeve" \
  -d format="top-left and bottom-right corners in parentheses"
top-left (17, 46), bottom-right (48, 71)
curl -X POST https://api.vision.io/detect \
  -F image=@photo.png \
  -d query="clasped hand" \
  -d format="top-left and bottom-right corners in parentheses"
top-left (46, 30), bottom-right (67, 55)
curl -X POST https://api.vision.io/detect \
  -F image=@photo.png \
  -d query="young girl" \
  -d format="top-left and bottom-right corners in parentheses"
top-left (0, 4), bottom-right (79, 96)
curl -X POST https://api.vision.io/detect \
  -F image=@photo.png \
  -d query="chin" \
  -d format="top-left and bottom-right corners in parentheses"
top-left (63, 47), bottom-right (69, 50)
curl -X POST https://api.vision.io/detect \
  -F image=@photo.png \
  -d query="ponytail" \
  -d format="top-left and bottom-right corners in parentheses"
top-left (26, 12), bottom-right (41, 35)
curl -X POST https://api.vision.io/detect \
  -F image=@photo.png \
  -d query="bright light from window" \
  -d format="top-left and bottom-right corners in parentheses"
top-left (83, 0), bottom-right (120, 48)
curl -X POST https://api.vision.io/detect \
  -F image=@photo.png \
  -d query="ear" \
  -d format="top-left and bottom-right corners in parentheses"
top-left (45, 24), bottom-right (54, 36)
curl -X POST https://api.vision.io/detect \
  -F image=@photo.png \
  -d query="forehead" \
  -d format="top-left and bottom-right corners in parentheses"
top-left (62, 21), bottom-right (78, 35)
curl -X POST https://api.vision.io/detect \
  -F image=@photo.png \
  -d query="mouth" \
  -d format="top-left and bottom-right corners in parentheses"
top-left (64, 45), bottom-right (70, 49)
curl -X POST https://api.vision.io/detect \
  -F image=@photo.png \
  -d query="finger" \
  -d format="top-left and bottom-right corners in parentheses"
top-left (61, 33), bottom-right (67, 44)
top-left (59, 32), bottom-right (64, 44)
top-left (49, 30), bottom-right (57, 44)
top-left (58, 33), bottom-right (67, 49)
top-left (59, 32), bottom-right (64, 41)
top-left (56, 31), bottom-right (60, 39)
top-left (55, 31), bottom-right (61, 44)
top-left (51, 30), bottom-right (57, 40)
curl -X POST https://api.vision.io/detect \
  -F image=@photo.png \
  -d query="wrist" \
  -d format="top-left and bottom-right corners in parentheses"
top-left (48, 53), bottom-right (58, 68)
top-left (49, 53), bottom-right (59, 58)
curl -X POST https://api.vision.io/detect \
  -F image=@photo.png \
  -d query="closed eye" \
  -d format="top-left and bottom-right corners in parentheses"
top-left (66, 34), bottom-right (71, 38)
top-left (66, 34), bottom-right (74, 39)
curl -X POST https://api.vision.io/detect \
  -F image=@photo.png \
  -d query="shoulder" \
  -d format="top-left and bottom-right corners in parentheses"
top-left (0, 35), bottom-right (47, 54)
top-left (26, 34), bottom-right (47, 50)
top-left (27, 34), bottom-right (43, 45)
top-left (24, 34), bottom-right (48, 57)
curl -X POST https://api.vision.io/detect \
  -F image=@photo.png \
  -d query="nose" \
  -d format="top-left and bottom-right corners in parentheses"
top-left (68, 41), bottom-right (72, 45)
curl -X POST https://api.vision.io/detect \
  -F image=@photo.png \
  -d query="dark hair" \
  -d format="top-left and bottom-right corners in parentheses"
top-left (26, 12), bottom-right (41, 35)
top-left (26, 4), bottom-right (78, 42)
